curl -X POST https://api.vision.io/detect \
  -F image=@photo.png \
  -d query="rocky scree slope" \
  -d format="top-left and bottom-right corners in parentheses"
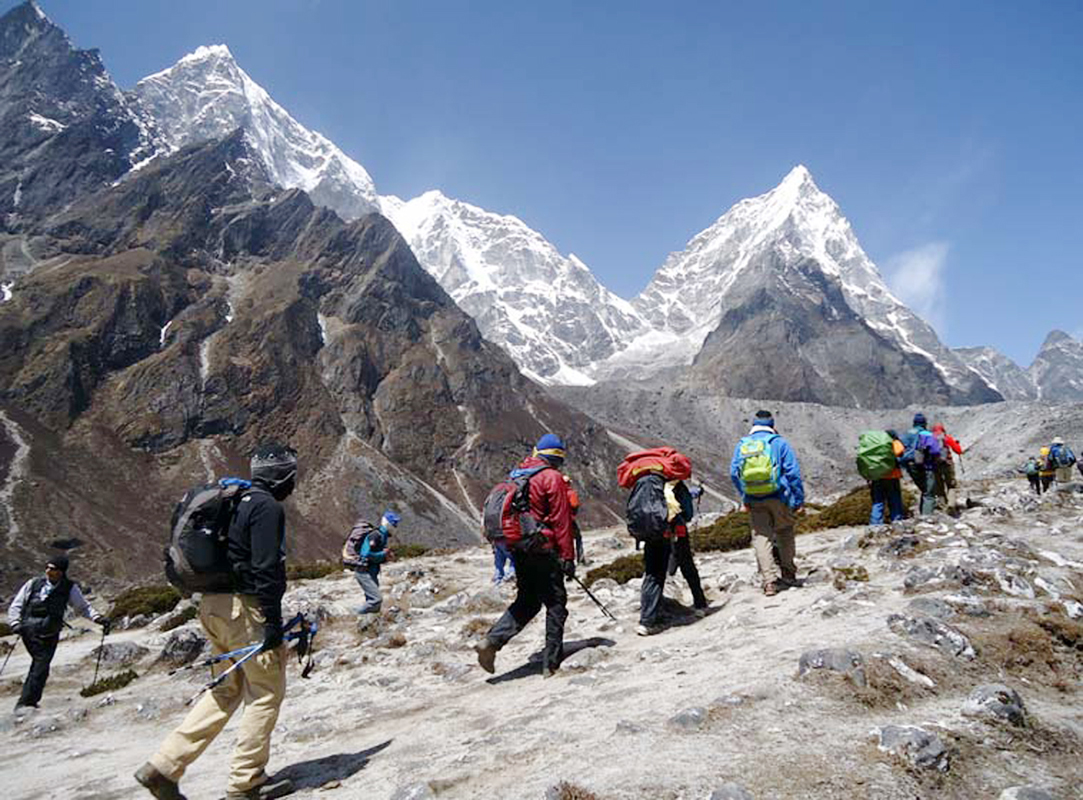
top-left (1, 476), bottom-right (1081, 799)
top-left (0, 130), bottom-right (625, 595)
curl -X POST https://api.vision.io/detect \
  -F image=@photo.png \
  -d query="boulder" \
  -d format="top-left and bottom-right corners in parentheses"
top-left (992, 569), bottom-right (1035, 600)
top-left (903, 564), bottom-right (975, 593)
top-left (91, 641), bottom-right (149, 667)
top-left (708, 783), bottom-right (755, 800)
top-left (907, 597), bottom-right (955, 620)
top-left (962, 684), bottom-right (1026, 726)
top-left (886, 614), bottom-right (975, 659)
top-left (158, 628), bottom-right (206, 666)
top-left (668, 706), bottom-right (708, 730)
top-left (873, 724), bottom-right (949, 771)
top-left (879, 535), bottom-right (922, 559)
top-left (797, 648), bottom-right (867, 687)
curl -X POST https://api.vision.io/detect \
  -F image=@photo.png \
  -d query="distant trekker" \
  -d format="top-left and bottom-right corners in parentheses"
top-left (901, 413), bottom-right (942, 516)
top-left (1038, 446), bottom-right (1056, 493)
top-left (1020, 454), bottom-right (1043, 494)
top-left (7, 555), bottom-right (109, 712)
top-left (618, 446), bottom-right (708, 635)
top-left (342, 510), bottom-right (401, 614)
top-left (730, 410), bottom-right (806, 596)
top-left (476, 433), bottom-right (575, 677)
top-left (856, 429), bottom-right (905, 524)
top-left (1049, 437), bottom-right (1077, 485)
top-left (136, 443), bottom-right (298, 800)
top-left (931, 423), bottom-right (964, 514)
top-left (563, 474), bottom-right (587, 565)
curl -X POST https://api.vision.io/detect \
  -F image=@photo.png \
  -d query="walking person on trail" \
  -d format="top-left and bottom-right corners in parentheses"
top-left (618, 447), bottom-right (708, 636)
top-left (563, 473), bottom-right (587, 565)
top-left (931, 423), bottom-right (964, 514)
top-left (136, 443), bottom-right (298, 800)
top-left (490, 538), bottom-right (515, 584)
top-left (901, 413), bottom-right (942, 516)
top-left (730, 410), bottom-right (806, 597)
top-left (1048, 436), bottom-right (1077, 485)
top-left (475, 433), bottom-right (575, 678)
top-left (342, 510), bottom-right (401, 613)
top-left (7, 554), bottom-right (109, 712)
top-left (857, 429), bottom-right (906, 524)
top-left (1019, 454), bottom-right (1043, 494)
top-left (1038, 446), bottom-right (1056, 493)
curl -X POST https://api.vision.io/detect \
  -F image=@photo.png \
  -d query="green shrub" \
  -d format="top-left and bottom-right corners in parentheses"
top-left (110, 585), bottom-right (181, 619)
top-left (79, 669), bottom-right (138, 697)
top-left (286, 562), bottom-right (339, 581)
top-left (160, 605), bottom-right (199, 632)
top-left (584, 553), bottom-right (642, 587)
top-left (394, 543), bottom-right (430, 560)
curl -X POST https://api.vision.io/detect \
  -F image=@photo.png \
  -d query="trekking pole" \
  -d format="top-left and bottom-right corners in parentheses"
top-left (167, 643), bottom-right (262, 676)
top-left (184, 645), bottom-right (263, 706)
top-left (571, 575), bottom-right (617, 621)
top-left (89, 623), bottom-right (107, 689)
top-left (0, 637), bottom-right (18, 679)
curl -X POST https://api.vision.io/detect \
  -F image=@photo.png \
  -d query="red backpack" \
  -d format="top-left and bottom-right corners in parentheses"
top-left (481, 465), bottom-right (550, 550)
top-left (617, 447), bottom-right (692, 489)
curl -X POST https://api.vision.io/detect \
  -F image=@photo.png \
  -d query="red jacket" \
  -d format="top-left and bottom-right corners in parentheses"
top-left (517, 456), bottom-right (575, 561)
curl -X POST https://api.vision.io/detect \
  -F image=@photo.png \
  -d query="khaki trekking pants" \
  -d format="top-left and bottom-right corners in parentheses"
top-left (748, 497), bottom-right (796, 585)
top-left (149, 593), bottom-right (286, 794)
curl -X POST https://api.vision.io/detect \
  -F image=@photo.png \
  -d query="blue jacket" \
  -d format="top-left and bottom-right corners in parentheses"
top-left (358, 525), bottom-right (391, 573)
top-left (730, 425), bottom-right (805, 509)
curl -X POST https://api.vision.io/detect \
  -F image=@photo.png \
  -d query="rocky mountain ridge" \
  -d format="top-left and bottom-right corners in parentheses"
top-left (956, 331), bottom-right (1083, 403)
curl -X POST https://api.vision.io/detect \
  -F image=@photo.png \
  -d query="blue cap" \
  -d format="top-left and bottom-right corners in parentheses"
top-left (913, 413), bottom-right (927, 427)
top-left (534, 433), bottom-right (566, 460)
top-left (382, 511), bottom-right (401, 527)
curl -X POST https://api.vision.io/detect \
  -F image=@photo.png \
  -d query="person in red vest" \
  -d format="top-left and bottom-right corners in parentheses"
top-left (562, 474), bottom-right (586, 564)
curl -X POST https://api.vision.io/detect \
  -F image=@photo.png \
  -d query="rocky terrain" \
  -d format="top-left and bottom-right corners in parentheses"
top-left (2, 475), bottom-right (1081, 800)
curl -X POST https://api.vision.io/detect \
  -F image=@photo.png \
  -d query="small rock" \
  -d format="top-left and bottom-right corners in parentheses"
top-left (708, 783), bottom-right (755, 800)
top-left (562, 648), bottom-right (608, 671)
top-left (887, 614), bottom-right (975, 659)
top-left (993, 569), bottom-right (1035, 599)
top-left (873, 724), bottom-right (949, 771)
top-left (963, 684), bottom-right (1026, 727)
top-left (717, 573), bottom-right (745, 592)
top-left (879, 535), bottom-right (922, 559)
top-left (668, 706), bottom-right (708, 730)
top-left (599, 537), bottom-right (626, 550)
top-left (96, 695), bottom-right (116, 707)
top-left (134, 699), bottom-right (161, 721)
top-left (1062, 600), bottom-right (1082, 620)
top-left (615, 720), bottom-right (645, 734)
top-left (903, 564), bottom-right (974, 592)
top-left (797, 648), bottom-right (867, 687)
top-left (997, 787), bottom-right (1055, 800)
top-left (390, 783), bottom-right (436, 800)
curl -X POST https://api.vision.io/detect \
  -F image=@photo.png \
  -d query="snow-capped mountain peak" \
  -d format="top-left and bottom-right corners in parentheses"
top-left (132, 44), bottom-right (378, 217)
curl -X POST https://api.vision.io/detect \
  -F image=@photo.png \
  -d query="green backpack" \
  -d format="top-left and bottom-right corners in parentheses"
top-left (856, 430), bottom-right (897, 481)
top-left (738, 435), bottom-right (780, 496)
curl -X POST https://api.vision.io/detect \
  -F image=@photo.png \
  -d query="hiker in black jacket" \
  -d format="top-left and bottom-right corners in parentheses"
top-left (137, 443), bottom-right (298, 800)
top-left (6, 555), bottom-right (108, 711)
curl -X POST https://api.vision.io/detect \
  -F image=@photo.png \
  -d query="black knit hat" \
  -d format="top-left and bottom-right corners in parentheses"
top-left (251, 442), bottom-right (298, 490)
top-left (47, 554), bottom-right (69, 573)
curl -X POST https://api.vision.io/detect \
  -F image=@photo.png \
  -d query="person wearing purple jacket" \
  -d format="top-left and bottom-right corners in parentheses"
top-left (902, 413), bottom-right (942, 516)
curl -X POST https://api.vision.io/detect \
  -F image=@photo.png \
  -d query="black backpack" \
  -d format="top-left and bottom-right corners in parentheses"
top-left (164, 478), bottom-right (251, 596)
top-left (625, 473), bottom-right (670, 543)
top-left (481, 465), bottom-right (550, 551)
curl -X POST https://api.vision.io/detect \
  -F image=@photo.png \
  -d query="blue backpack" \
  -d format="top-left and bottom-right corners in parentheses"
top-left (1051, 444), bottom-right (1076, 468)
top-left (899, 428), bottom-right (926, 467)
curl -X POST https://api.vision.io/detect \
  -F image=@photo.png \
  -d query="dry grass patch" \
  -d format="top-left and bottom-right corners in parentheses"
top-left (583, 553), bottom-right (641, 587)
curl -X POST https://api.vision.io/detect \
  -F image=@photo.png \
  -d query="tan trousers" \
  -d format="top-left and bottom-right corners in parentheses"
top-left (150, 593), bottom-right (286, 794)
top-left (748, 497), bottom-right (796, 584)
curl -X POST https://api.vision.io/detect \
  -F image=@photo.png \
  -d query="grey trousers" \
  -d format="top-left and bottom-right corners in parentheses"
top-left (355, 569), bottom-right (382, 613)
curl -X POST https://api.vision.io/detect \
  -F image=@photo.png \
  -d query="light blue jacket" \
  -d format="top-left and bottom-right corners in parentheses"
top-left (730, 425), bottom-right (806, 509)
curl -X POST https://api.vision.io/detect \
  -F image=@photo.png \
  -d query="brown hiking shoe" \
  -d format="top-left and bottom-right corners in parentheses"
top-left (225, 778), bottom-right (294, 800)
top-left (134, 763), bottom-right (187, 800)
top-left (475, 638), bottom-right (497, 674)
top-left (763, 581), bottom-right (780, 597)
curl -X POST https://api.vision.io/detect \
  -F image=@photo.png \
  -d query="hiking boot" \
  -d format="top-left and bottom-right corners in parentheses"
top-left (693, 607), bottom-right (708, 619)
top-left (475, 638), bottom-right (497, 674)
top-left (779, 574), bottom-right (802, 588)
top-left (542, 661), bottom-right (560, 678)
top-left (225, 778), bottom-right (294, 800)
top-left (635, 624), bottom-right (657, 636)
top-left (763, 581), bottom-right (780, 597)
top-left (134, 763), bottom-right (187, 800)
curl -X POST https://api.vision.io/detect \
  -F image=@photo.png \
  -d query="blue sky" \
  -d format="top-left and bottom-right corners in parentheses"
top-left (11, 0), bottom-right (1082, 366)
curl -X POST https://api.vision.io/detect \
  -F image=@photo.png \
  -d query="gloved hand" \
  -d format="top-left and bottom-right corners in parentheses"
top-left (561, 559), bottom-right (576, 580)
top-left (261, 622), bottom-right (284, 652)
top-left (95, 616), bottom-right (112, 634)
top-left (9, 621), bottom-right (21, 635)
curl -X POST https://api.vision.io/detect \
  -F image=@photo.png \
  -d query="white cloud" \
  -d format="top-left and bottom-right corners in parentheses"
top-left (884, 242), bottom-right (950, 335)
